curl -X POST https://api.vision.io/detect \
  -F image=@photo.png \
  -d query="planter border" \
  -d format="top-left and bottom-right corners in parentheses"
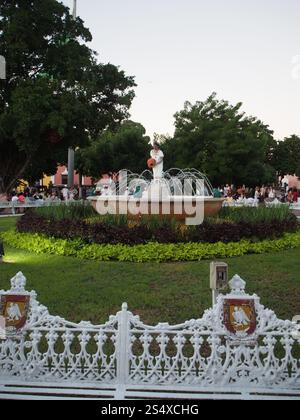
top-left (2, 229), bottom-right (300, 262)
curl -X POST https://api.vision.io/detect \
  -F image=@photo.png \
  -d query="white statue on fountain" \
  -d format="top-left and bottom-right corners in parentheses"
top-left (145, 140), bottom-right (170, 199)
top-left (150, 141), bottom-right (164, 180)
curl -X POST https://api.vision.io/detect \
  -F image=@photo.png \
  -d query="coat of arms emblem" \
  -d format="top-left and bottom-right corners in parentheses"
top-left (223, 298), bottom-right (257, 338)
top-left (0, 295), bottom-right (30, 335)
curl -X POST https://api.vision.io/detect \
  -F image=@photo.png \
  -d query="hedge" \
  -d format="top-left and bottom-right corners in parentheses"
top-left (2, 229), bottom-right (300, 263)
top-left (16, 210), bottom-right (299, 245)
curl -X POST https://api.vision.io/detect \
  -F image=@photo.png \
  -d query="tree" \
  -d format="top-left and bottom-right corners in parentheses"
top-left (0, 0), bottom-right (135, 194)
top-left (163, 93), bottom-right (275, 186)
top-left (76, 121), bottom-right (151, 177)
top-left (271, 135), bottom-right (300, 177)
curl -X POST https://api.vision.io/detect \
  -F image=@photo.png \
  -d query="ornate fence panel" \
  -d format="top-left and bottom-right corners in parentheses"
top-left (0, 272), bottom-right (299, 400)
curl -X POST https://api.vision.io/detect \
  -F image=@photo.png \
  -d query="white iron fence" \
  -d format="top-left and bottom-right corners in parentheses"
top-left (0, 200), bottom-right (67, 215)
top-left (0, 272), bottom-right (299, 400)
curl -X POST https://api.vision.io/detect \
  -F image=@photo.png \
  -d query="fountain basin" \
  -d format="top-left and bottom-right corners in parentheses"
top-left (88, 196), bottom-right (224, 221)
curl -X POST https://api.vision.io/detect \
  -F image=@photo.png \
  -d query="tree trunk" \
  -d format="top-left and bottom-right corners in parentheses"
top-left (1, 156), bottom-right (32, 195)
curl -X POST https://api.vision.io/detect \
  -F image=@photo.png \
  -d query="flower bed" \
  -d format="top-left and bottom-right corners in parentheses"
top-left (16, 207), bottom-right (298, 246)
top-left (2, 229), bottom-right (300, 262)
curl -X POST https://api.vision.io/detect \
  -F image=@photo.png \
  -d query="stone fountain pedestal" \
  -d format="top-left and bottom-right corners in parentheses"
top-left (88, 195), bottom-right (224, 222)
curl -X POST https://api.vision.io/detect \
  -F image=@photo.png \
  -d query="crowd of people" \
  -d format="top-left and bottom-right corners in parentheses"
top-left (1, 184), bottom-right (85, 206)
top-left (1, 176), bottom-right (300, 211)
top-left (213, 184), bottom-right (299, 204)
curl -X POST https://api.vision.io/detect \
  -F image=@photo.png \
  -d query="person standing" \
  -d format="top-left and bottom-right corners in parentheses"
top-left (18, 192), bottom-right (25, 204)
top-left (69, 186), bottom-right (78, 201)
top-left (61, 186), bottom-right (69, 201)
top-left (254, 187), bottom-right (260, 201)
top-left (268, 188), bottom-right (275, 200)
top-left (11, 193), bottom-right (19, 214)
top-left (293, 188), bottom-right (299, 203)
top-left (224, 184), bottom-right (229, 198)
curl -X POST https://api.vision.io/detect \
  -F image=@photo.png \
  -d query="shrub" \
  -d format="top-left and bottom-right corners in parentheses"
top-left (186, 219), bottom-right (298, 243)
top-left (3, 229), bottom-right (300, 263)
top-left (34, 201), bottom-right (97, 221)
top-left (218, 205), bottom-right (292, 224)
top-left (17, 208), bottom-right (299, 245)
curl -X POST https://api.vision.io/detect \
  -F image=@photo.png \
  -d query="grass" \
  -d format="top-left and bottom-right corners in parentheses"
top-left (0, 217), bottom-right (299, 326)
top-left (0, 216), bottom-right (19, 233)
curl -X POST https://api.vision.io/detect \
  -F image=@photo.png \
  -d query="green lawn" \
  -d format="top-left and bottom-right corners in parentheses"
top-left (0, 216), bottom-right (299, 325)
top-left (0, 216), bottom-right (20, 232)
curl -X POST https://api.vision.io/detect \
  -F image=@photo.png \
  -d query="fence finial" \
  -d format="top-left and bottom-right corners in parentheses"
top-left (10, 272), bottom-right (27, 292)
top-left (229, 275), bottom-right (246, 295)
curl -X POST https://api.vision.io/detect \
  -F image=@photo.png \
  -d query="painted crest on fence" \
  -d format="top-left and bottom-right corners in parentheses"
top-left (223, 298), bottom-right (257, 336)
top-left (0, 295), bottom-right (30, 333)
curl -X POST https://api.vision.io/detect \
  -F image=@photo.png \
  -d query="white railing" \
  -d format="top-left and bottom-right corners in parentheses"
top-left (223, 198), bottom-right (259, 207)
top-left (0, 200), bottom-right (77, 215)
top-left (0, 201), bottom-right (62, 209)
top-left (223, 198), bottom-right (300, 212)
top-left (0, 272), bottom-right (299, 400)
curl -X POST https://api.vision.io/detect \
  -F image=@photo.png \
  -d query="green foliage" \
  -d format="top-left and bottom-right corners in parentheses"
top-left (34, 201), bottom-right (97, 221)
top-left (163, 93), bottom-right (275, 186)
top-left (0, 216), bottom-right (16, 233)
top-left (85, 214), bottom-right (180, 230)
top-left (87, 214), bottom-right (129, 227)
top-left (3, 229), bottom-right (300, 263)
top-left (218, 205), bottom-right (292, 224)
top-left (35, 205), bottom-right (293, 226)
top-left (0, 0), bottom-right (135, 193)
top-left (19, 205), bottom-right (298, 246)
top-left (138, 215), bottom-right (180, 231)
top-left (1, 216), bottom-right (300, 324)
top-left (76, 121), bottom-right (150, 176)
top-left (271, 135), bottom-right (300, 176)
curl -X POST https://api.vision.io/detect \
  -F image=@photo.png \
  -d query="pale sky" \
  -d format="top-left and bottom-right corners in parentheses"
top-left (63, 0), bottom-right (300, 140)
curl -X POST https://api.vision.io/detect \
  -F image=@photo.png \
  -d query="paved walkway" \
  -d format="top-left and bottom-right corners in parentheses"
top-left (293, 209), bottom-right (300, 218)
top-left (0, 214), bottom-right (22, 218)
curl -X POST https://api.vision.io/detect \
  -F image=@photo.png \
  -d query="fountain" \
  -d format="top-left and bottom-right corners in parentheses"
top-left (88, 142), bottom-right (224, 223)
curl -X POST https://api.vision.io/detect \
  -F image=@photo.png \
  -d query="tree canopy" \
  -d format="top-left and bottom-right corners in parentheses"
top-left (76, 121), bottom-right (150, 177)
top-left (163, 93), bottom-right (276, 186)
top-left (271, 135), bottom-right (300, 178)
top-left (0, 0), bottom-right (135, 194)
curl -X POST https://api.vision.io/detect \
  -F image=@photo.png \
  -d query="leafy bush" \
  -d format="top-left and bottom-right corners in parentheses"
top-left (17, 208), bottom-right (299, 245)
top-left (34, 201), bottom-right (97, 221)
top-left (186, 219), bottom-right (298, 243)
top-left (218, 205), bottom-right (292, 224)
top-left (3, 229), bottom-right (300, 263)
top-left (17, 212), bottom-right (152, 245)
